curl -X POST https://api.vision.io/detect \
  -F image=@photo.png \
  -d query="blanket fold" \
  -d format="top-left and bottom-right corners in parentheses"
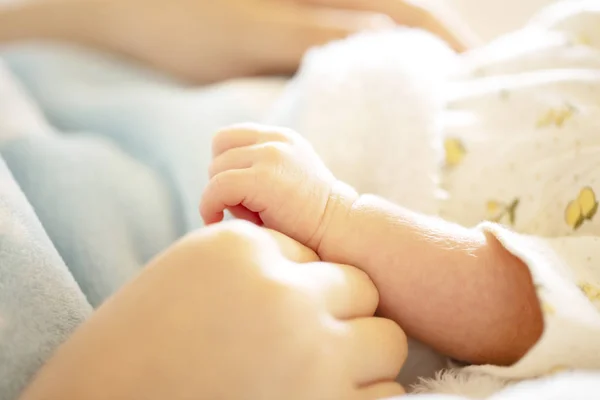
top-left (0, 156), bottom-right (91, 400)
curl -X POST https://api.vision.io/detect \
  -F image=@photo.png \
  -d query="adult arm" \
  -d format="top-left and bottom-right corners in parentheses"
top-left (0, 1), bottom-right (103, 45)
top-left (0, 0), bottom-right (477, 83)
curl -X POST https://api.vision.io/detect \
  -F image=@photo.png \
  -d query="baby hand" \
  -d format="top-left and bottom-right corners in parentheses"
top-left (200, 124), bottom-right (337, 248)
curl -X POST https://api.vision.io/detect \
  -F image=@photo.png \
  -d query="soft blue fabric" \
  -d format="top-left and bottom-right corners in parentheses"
top-left (3, 44), bottom-right (280, 233)
top-left (0, 156), bottom-right (91, 399)
top-left (1, 135), bottom-right (178, 306)
top-left (0, 43), bottom-right (285, 399)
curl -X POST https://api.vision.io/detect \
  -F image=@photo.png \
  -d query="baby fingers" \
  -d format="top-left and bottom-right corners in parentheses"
top-left (208, 142), bottom-right (290, 178)
top-left (212, 123), bottom-right (297, 157)
top-left (200, 169), bottom-right (263, 224)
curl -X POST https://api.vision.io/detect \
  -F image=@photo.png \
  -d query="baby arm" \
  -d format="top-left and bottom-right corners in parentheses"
top-left (318, 186), bottom-right (543, 366)
top-left (201, 123), bottom-right (543, 366)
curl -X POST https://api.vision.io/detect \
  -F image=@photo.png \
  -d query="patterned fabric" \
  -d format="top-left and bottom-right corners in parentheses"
top-left (443, 0), bottom-right (600, 381)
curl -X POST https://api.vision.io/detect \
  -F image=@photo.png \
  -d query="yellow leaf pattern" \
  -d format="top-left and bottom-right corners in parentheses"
top-left (541, 301), bottom-right (555, 315)
top-left (572, 33), bottom-right (592, 46)
top-left (444, 138), bottom-right (466, 167)
top-left (565, 187), bottom-right (598, 230)
top-left (580, 283), bottom-right (600, 302)
top-left (486, 198), bottom-right (519, 226)
top-left (536, 104), bottom-right (576, 128)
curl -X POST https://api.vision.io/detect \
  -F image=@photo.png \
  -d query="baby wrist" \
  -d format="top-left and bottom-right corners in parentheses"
top-left (313, 180), bottom-right (359, 263)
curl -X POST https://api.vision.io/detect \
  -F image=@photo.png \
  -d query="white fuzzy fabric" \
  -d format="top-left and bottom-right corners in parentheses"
top-left (412, 370), bottom-right (511, 398)
top-left (269, 29), bottom-right (457, 216)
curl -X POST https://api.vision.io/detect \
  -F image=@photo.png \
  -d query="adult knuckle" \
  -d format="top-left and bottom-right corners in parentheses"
top-left (383, 319), bottom-right (408, 362)
top-left (384, 317), bottom-right (406, 340)
top-left (261, 278), bottom-right (290, 302)
top-left (272, 284), bottom-right (321, 322)
top-left (214, 220), bottom-right (265, 242)
top-left (189, 220), bottom-right (262, 250)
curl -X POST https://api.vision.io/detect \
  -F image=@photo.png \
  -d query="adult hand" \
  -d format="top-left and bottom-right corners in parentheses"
top-left (297, 0), bottom-right (479, 52)
top-left (20, 221), bottom-right (407, 400)
top-left (102, 0), bottom-right (476, 82)
top-left (0, 0), bottom-right (476, 83)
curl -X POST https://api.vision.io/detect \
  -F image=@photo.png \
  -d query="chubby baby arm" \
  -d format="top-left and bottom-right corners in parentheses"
top-left (319, 191), bottom-right (544, 366)
top-left (201, 123), bottom-right (543, 366)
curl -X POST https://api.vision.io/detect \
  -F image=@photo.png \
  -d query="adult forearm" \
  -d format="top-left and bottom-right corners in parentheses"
top-left (0, 0), bottom-right (109, 46)
top-left (319, 192), bottom-right (543, 365)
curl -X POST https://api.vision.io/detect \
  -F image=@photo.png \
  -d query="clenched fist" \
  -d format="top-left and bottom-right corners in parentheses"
top-left (201, 124), bottom-right (343, 249)
top-left (21, 221), bottom-right (407, 400)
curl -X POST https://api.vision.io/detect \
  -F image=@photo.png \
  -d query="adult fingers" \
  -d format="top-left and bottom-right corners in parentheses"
top-left (253, 3), bottom-right (394, 73)
top-left (300, 0), bottom-right (425, 26)
top-left (358, 381), bottom-right (405, 399)
top-left (298, 262), bottom-right (379, 319)
top-left (266, 229), bottom-right (320, 263)
top-left (345, 317), bottom-right (407, 386)
top-left (416, 3), bottom-right (481, 52)
top-left (298, 0), bottom-right (477, 51)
